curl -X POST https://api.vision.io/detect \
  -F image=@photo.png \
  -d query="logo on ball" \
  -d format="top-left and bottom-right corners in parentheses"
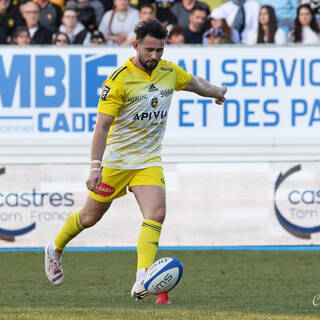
top-left (143, 257), bottom-right (183, 294)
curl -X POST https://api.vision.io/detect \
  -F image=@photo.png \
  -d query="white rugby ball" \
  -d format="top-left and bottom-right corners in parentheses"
top-left (143, 257), bottom-right (183, 294)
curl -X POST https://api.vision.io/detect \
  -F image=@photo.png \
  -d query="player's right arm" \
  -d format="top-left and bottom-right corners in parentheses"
top-left (86, 113), bottom-right (114, 193)
top-left (86, 69), bottom-right (125, 193)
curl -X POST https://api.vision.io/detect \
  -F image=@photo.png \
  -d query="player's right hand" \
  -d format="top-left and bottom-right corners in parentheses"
top-left (86, 171), bottom-right (102, 194)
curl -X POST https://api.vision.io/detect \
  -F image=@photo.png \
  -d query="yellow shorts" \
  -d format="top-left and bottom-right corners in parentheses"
top-left (88, 166), bottom-right (165, 202)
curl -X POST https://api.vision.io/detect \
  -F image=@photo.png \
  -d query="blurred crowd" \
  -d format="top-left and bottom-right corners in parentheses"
top-left (0, 0), bottom-right (319, 46)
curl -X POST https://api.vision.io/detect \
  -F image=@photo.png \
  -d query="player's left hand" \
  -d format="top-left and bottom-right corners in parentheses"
top-left (215, 86), bottom-right (227, 105)
top-left (215, 97), bottom-right (226, 105)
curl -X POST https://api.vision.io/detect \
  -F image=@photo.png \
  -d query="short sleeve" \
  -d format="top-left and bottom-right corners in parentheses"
top-left (97, 78), bottom-right (124, 117)
top-left (172, 63), bottom-right (192, 91)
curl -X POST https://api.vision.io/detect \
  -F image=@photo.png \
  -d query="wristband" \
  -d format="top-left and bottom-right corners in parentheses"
top-left (90, 168), bottom-right (101, 172)
top-left (91, 160), bottom-right (102, 164)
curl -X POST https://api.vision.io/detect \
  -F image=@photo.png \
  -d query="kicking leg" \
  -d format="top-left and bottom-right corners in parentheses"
top-left (45, 196), bottom-right (111, 285)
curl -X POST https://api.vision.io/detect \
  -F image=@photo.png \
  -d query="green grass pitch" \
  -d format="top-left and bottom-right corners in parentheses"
top-left (0, 250), bottom-right (319, 320)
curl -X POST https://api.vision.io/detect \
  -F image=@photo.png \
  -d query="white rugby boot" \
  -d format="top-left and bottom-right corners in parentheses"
top-left (45, 240), bottom-right (64, 285)
top-left (131, 268), bottom-right (149, 301)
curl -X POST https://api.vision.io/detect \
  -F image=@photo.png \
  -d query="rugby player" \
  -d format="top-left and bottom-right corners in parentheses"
top-left (45, 19), bottom-right (227, 301)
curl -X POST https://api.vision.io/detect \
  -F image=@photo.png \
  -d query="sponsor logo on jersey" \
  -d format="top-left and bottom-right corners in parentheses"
top-left (100, 85), bottom-right (111, 101)
top-left (159, 67), bottom-right (173, 72)
top-left (160, 88), bottom-right (174, 97)
top-left (133, 110), bottom-right (167, 121)
top-left (97, 183), bottom-right (115, 196)
top-left (128, 95), bottom-right (148, 104)
top-left (151, 97), bottom-right (158, 108)
top-left (148, 83), bottom-right (158, 92)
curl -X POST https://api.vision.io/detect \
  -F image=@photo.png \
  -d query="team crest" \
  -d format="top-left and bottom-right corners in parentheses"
top-left (100, 85), bottom-right (111, 101)
top-left (151, 97), bottom-right (158, 108)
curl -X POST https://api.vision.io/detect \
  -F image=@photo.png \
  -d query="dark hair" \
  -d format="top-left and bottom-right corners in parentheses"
top-left (139, 3), bottom-right (154, 12)
top-left (194, 2), bottom-right (209, 12)
top-left (257, 5), bottom-right (277, 43)
top-left (168, 25), bottom-right (184, 38)
top-left (191, 3), bottom-right (208, 15)
top-left (63, 8), bottom-right (78, 16)
top-left (218, 18), bottom-right (230, 41)
top-left (52, 32), bottom-right (70, 44)
top-left (12, 26), bottom-right (29, 38)
top-left (293, 4), bottom-right (319, 43)
top-left (134, 19), bottom-right (168, 42)
top-left (12, 26), bottom-right (30, 44)
top-left (90, 30), bottom-right (105, 43)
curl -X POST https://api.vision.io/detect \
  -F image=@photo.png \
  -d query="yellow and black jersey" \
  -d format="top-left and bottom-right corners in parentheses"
top-left (98, 57), bottom-right (191, 169)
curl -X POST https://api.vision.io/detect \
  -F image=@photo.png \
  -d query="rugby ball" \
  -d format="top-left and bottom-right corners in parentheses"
top-left (143, 257), bottom-right (183, 294)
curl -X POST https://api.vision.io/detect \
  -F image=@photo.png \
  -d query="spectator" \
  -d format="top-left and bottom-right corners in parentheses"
top-left (246, 5), bottom-right (287, 44)
top-left (0, 0), bottom-right (24, 40)
top-left (59, 8), bottom-right (90, 44)
top-left (138, 3), bottom-right (155, 21)
top-left (301, 0), bottom-right (320, 28)
top-left (203, 18), bottom-right (233, 43)
top-left (36, 0), bottom-right (62, 33)
top-left (291, 3), bottom-right (319, 43)
top-left (170, 0), bottom-right (210, 28)
top-left (208, 16), bottom-right (239, 42)
top-left (66, 0), bottom-right (98, 31)
top-left (20, 0), bottom-right (52, 44)
top-left (255, 0), bottom-right (299, 31)
top-left (52, 31), bottom-right (70, 45)
top-left (12, 25), bottom-right (31, 44)
top-left (183, 5), bottom-right (208, 43)
top-left (89, 29), bottom-right (106, 45)
top-left (98, 0), bottom-right (139, 45)
top-left (210, 0), bottom-right (260, 43)
top-left (203, 27), bottom-right (230, 43)
top-left (138, 0), bottom-right (177, 26)
top-left (136, 0), bottom-right (177, 27)
top-left (122, 4), bottom-right (156, 45)
top-left (167, 24), bottom-right (185, 43)
top-left (153, 0), bottom-right (177, 28)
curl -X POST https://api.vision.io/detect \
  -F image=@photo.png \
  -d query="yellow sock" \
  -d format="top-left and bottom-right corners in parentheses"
top-left (54, 211), bottom-right (84, 251)
top-left (137, 219), bottom-right (162, 270)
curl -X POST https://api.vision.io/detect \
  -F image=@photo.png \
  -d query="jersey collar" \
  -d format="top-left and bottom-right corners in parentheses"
top-left (127, 57), bottom-right (159, 81)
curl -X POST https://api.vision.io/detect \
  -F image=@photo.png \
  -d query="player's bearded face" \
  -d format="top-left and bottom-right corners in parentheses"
top-left (138, 55), bottom-right (159, 71)
top-left (138, 36), bottom-right (164, 71)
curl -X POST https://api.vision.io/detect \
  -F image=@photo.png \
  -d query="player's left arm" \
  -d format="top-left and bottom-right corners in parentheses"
top-left (183, 75), bottom-right (227, 105)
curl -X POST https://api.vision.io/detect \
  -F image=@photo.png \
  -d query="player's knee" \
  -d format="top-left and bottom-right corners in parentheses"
top-left (149, 203), bottom-right (166, 223)
top-left (79, 210), bottom-right (102, 227)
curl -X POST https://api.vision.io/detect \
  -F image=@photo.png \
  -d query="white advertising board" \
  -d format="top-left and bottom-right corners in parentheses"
top-left (1, 162), bottom-right (320, 248)
top-left (0, 46), bottom-right (320, 143)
